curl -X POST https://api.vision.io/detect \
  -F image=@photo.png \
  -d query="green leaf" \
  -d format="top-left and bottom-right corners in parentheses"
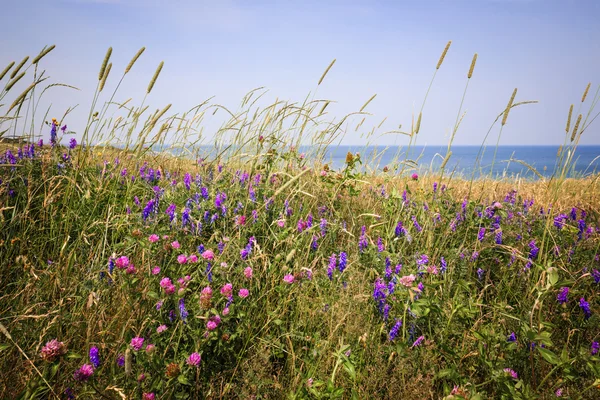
top-left (147, 291), bottom-right (159, 299)
top-left (66, 352), bottom-right (82, 359)
top-left (538, 347), bottom-right (560, 365)
top-left (0, 343), bottom-right (12, 352)
top-left (177, 374), bottom-right (191, 386)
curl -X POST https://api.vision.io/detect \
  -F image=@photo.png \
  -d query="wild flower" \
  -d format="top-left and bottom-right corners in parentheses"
top-left (142, 199), bottom-right (156, 221)
top-left (311, 235), bottom-right (318, 251)
top-left (478, 227), bottom-right (485, 242)
top-left (41, 339), bottom-right (67, 361)
top-left (411, 173), bottom-right (418, 180)
top-left (189, 254), bottom-right (198, 263)
top-left (148, 234), bottom-right (159, 243)
top-left (171, 241), bottom-right (180, 249)
top-left (358, 226), bottom-right (368, 253)
top-left (338, 252), bottom-right (347, 272)
top-left (591, 269), bottom-right (600, 284)
top-left (116, 354), bottom-right (125, 367)
top-left (157, 325), bottom-right (167, 334)
top-left (579, 297), bottom-right (592, 319)
top-left (557, 287), bottom-right (569, 304)
top-left (477, 268), bottom-right (485, 280)
top-left (388, 319), bottom-right (402, 341)
top-left (115, 256), bottom-right (130, 269)
top-left (503, 368), bottom-right (518, 380)
top-left (440, 257), bottom-right (447, 273)
top-left (130, 337), bottom-right (144, 351)
top-left (69, 138), bottom-right (77, 149)
top-left (412, 216), bottom-right (422, 233)
top-left (244, 267), bottom-right (253, 279)
top-left (202, 249), bottom-right (214, 260)
top-left (412, 335), bottom-right (425, 347)
top-left (239, 288), bottom-right (249, 298)
top-left (555, 388), bottom-right (563, 397)
top-left (89, 346), bottom-right (100, 368)
top-left (220, 283), bottom-right (233, 298)
top-left (283, 274), bottom-right (295, 284)
top-left (73, 364), bottom-right (94, 382)
top-left (591, 341), bottom-right (599, 355)
top-left (145, 344), bottom-right (155, 355)
top-left (507, 332), bottom-right (517, 342)
top-left (395, 221), bottom-right (405, 237)
top-left (187, 352), bottom-right (201, 366)
top-left (177, 254), bottom-right (188, 264)
top-left (399, 274), bottom-right (416, 287)
top-left (327, 254), bottom-right (336, 280)
top-left (179, 298), bottom-right (188, 322)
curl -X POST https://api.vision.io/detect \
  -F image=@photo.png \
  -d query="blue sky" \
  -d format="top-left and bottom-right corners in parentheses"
top-left (1, 0), bottom-right (599, 146)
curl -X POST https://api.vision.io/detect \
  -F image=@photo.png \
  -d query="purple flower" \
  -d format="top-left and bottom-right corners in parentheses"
top-left (73, 364), bottom-right (94, 382)
top-left (338, 252), bottom-right (347, 272)
top-left (478, 227), bottom-right (485, 242)
top-left (130, 337), bottom-right (145, 351)
top-left (327, 254), bottom-right (336, 280)
top-left (412, 335), bottom-right (425, 348)
top-left (477, 268), bottom-right (485, 280)
top-left (377, 237), bottom-right (384, 252)
top-left (358, 226), bottom-right (368, 253)
top-left (117, 354), bottom-right (125, 367)
top-left (179, 298), bottom-right (189, 322)
top-left (395, 221), bottom-right (405, 237)
top-left (557, 287), bottom-right (569, 304)
top-left (591, 341), bottom-right (599, 355)
top-left (507, 332), bottom-right (517, 342)
top-left (591, 269), bottom-right (600, 284)
top-left (186, 352), bottom-right (201, 366)
top-left (495, 229), bottom-right (503, 245)
top-left (89, 346), bottom-right (100, 368)
top-left (579, 297), bottom-right (592, 320)
top-left (503, 368), bottom-right (518, 380)
top-left (411, 215), bottom-right (422, 233)
top-left (69, 138), bottom-right (77, 149)
top-left (388, 319), bottom-right (402, 341)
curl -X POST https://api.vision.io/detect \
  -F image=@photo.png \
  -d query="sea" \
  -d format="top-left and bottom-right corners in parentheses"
top-left (157, 144), bottom-right (600, 180)
top-left (314, 145), bottom-right (600, 179)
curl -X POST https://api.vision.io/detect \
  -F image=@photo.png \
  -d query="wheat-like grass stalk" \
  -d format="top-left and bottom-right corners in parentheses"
top-left (147, 61), bottom-right (164, 94)
top-left (5, 71), bottom-right (26, 92)
top-left (318, 101), bottom-right (330, 116)
top-left (570, 114), bottom-right (582, 142)
top-left (360, 94), bottom-right (377, 112)
top-left (565, 104), bottom-right (573, 133)
top-left (98, 47), bottom-right (112, 81)
top-left (99, 62), bottom-right (112, 92)
top-left (318, 59), bottom-right (336, 86)
top-left (467, 53), bottom-right (477, 79)
top-left (436, 41), bottom-right (451, 70)
top-left (581, 82), bottom-right (591, 103)
top-left (7, 82), bottom-right (36, 112)
top-left (125, 47), bottom-right (146, 74)
top-left (10, 56), bottom-right (29, 79)
top-left (0, 61), bottom-right (15, 82)
top-left (501, 88), bottom-right (517, 126)
top-left (31, 45), bottom-right (56, 65)
top-left (151, 103), bottom-right (172, 126)
top-left (440, 151), bottom-right (452, 169)
top-left (415, 112), bottom-right (422, 134)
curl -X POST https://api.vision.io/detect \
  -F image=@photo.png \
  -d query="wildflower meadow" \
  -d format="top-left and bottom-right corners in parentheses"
top-left (1, 44), bottom-right (600, 399)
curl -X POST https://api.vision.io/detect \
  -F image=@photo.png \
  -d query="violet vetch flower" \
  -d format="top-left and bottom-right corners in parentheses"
top-left (591, 269), bottom-right (600, 284)
top-left (179, 298), bottom-right (188, 322)
top-left (69, 138), bottom-right (77, 149)
top-left (358, 226), bottom-right (368, 253)
top-left (411, 215), bottom-right (422, 233)
top-left (412, 335), bottom-right (425, 348)
top-left (377, 237), bottom-right (384, 252)
top-left (327, 254), bottom-right (336, 280)
top-left (338, 252), bottom-right (347, 272)
top-left (388, 319), bottom-right (402, 341)
top-left (557, 287), bottom-right (569, 304)
top-left (579, 297), bottom-right (592, 320)
top-left (507, 332), bottom-right (517, 342)
top-left (89, 346), bottom-right (100, 368)
top-left (142, 199), bottom-right (156, 221)
top-left (477, 268), bottom-right (485, 280)
top-left (478, 227), bottom-right (485, 242)
top-left (591, 341), bottom-right (599, 355)
top-left (440, 257), bottom-right (447, 274)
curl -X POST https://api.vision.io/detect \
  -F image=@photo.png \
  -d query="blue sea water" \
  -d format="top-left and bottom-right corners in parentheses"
top-left (316, 145), bottom-right (600, 179)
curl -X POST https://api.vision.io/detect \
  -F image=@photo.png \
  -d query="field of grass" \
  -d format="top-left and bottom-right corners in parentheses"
top-left (1, 45), bottom-right (600, 399)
